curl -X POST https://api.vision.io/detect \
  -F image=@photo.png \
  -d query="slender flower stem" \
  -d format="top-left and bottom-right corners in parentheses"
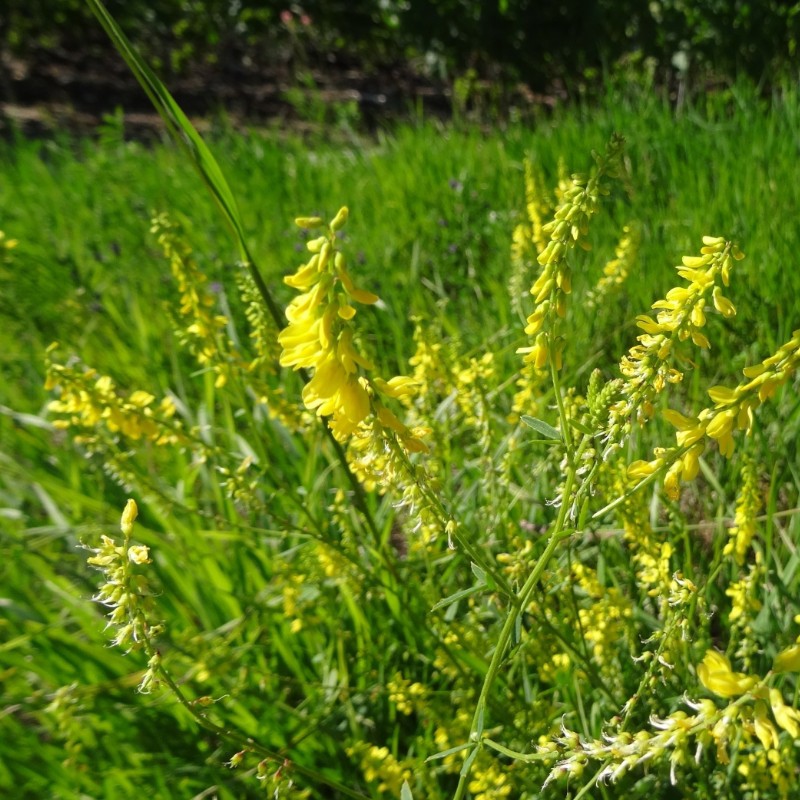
top-left (451, 468), bottom-right (577, 800)
top-left (150, 651), bottom-right (370, 799)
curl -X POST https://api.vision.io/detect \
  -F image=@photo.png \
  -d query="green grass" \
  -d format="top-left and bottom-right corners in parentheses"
top-left (2, 82), bottom-right (800, 799)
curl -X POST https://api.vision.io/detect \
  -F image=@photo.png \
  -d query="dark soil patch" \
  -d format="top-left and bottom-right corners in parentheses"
top-left (0, 43), bottom-right (460, 138)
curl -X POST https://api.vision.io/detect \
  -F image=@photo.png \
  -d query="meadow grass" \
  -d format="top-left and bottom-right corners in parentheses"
top-left (2, 81), bottom-right (800, 798)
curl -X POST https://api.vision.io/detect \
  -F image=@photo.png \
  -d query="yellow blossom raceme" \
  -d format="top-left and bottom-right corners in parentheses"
top-left (586, 222), bottom-right (640, 309)
top-left (86, 500), bottom-right (162, 668)
top-left (509, 159), bottom-right (551, 308)
top-left (723, 457), bottom-right (762, 564)
top-left (278, 208), bottom-right (375, 439)
top-left (279, 208), bottom-right (424, 447)
top-left (627, 327), bottom-right (800, 499)
top-left (45, 344), bottom-right (183, 447)
top-left (517, 134), bottom-right (625, 371)
top-left (604, 236), bottom-right (741, 457)
top-left (150, 213), bottom-right (233, 388)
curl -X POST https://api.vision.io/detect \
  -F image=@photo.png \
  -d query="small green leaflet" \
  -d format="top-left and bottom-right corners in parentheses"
top-left (520, 415), bottom-right (562, 441)
top-left (400, 781), bottom-right (414, 800)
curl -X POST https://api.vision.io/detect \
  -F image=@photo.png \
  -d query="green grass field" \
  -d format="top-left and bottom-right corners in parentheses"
top-left (2, 81), bottom-right (800, 799)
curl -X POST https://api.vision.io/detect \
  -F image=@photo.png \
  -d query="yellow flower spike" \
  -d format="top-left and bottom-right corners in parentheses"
top-left (697, 649), bottom-right (757, 698)
top-left (769, 689), bottom-right (800, 738)
top-left (774, 644), bottom-right (800, 673)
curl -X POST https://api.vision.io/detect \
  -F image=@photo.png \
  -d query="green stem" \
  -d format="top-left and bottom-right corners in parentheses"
top-left (385, 433), bottom-right (517, 603)
top-left (152, 653), bottom-right (369, 799)
top-left (451, 468), bottom-right (576, 800)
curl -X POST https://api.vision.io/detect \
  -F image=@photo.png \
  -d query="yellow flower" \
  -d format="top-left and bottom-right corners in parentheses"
top-left (773, 644), bottom-right (800, 674)
top-left (517, 135), bottom-right (624, 372)
top-left (279, 208), bottom-right (423, 449)
top-left (120, 499), bottom-right (138, 536)
top-left (769, 688), bottom-right (800, 738)
top-left (697, 649), bottom-right (757, 698)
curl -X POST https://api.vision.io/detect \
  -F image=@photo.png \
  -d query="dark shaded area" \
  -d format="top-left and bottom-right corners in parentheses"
top-left (0, 42), bottom-right (457, 136)
top-left (2, 0), bottom-right (799, 135)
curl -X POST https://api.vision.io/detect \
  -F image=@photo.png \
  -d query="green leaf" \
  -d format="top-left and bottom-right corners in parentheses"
top-left (400, 781), bottom-right (414, 800)
top-left (426, 742), bottom-right (473, 762)
top-left (520, 415), bottom-right (562, 441)
top-left (470, 562), bottom-right (486, 583)
top-left (430, 582), bottom-right (487, 613)
top-left (459, 744), bottom-right (481, 777)
top-left (570, 419), bottom-right (595, 436)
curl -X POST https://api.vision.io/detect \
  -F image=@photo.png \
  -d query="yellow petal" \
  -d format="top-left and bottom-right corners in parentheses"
top-left (770, 688), bottom-right (800, 738)
top-left (707, 385), bottom-right (738, 405)
top-left (697, 649), bottom-right (756, 698)
top-left (774, 644), bottom-right (800, 674)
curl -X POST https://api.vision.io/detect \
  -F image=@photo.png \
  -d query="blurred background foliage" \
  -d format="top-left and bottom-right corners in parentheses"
top-left (2, 0), bottom-right (799, 98)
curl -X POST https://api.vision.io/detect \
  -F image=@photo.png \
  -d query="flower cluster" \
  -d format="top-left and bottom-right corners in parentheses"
top-left (349, 743), bottom-right (411, 795)
top-left (542, 646), bottom-right (800, 791)
top-left (629, 327), bottom-right (800, 500)
top-left (279, 208), bottom-right (423, 448)
top-left (151, 213), bottom-right (233, 389)
top-left (508, 159), bottom-right (550, 308)
top-left (586, 222), bottom-right (640, 309)
top-left (517, 134), bottom-right (624, 371)
top-left (387, 672), bottom-right (427, 716)
top-left (45, 344), bottom-right (183, 447)
top-left (603, 236), bottom-right (741, 457)
top-left (724, 457), bottom-right (762, 564)
top-left (86, 500), bottom-right (161, 664)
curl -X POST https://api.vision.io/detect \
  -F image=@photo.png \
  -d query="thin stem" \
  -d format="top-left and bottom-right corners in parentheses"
top-left (451, 468), bottom-right (577, 800)
top-left (151, 652), bottom-right (369, 799)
